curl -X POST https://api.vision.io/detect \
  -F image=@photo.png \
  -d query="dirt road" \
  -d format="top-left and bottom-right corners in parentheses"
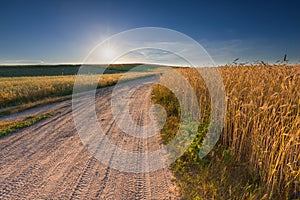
top-left (0, 77), bottom-right (179, 199)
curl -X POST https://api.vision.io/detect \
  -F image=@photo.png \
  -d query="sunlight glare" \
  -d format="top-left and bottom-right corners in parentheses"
top-left (102, 47), bottom-right (116, 60)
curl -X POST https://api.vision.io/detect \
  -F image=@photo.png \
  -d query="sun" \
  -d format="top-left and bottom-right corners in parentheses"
top-left (102, 47), bottom-right (116, 60)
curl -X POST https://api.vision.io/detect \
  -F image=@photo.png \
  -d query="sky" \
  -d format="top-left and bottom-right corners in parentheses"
top-left (0, 0), bottom-right (300, 65)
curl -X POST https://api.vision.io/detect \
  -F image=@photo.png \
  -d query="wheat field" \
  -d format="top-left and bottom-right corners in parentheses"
top-left (154, 64), bottom-right (299, 199)
top-left (0, 72), bottom-right (154, 110)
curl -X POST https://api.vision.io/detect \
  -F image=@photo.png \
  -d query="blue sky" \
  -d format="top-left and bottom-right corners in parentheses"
top-left (0, 0), bottom-right (299, 65)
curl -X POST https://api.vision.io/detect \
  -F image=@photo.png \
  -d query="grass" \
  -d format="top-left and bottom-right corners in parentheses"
top-left (0, 112), bottom-right (53, 137)
top-left (152, 64), bottom-right (299, 199)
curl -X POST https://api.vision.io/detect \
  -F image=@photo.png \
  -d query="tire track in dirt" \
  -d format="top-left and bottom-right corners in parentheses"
top-left (0, 77), bottom-right (180, 199)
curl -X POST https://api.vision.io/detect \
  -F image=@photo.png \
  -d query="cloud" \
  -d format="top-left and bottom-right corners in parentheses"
top-left (199, 39), bottom-right (255, 65)
top-left (105, 40), bottom-right (215, 66)
top-left (1, 60), bottom-right (45, 65)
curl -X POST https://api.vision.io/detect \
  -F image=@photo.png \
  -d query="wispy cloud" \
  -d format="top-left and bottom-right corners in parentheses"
top-left (0, 60), bottom-right (45, 65)
top-left (200, 39), bottom-right (255, 65)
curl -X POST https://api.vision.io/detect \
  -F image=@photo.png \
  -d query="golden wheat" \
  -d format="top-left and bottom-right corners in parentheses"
top-left (0, 72), bottom-right (152, 109)
top-left (175, 64), bottom-right (299, 198)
